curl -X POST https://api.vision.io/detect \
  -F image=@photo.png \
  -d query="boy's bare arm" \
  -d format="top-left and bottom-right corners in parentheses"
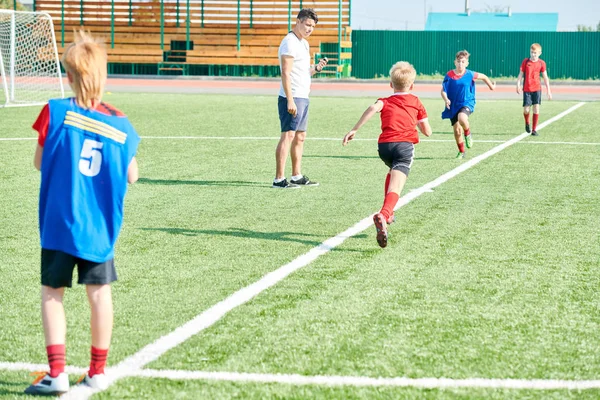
top-left (542, 71), bottom-right (552, 100)
top-left (476, 73), bottom-right (496, 90)
top-left (342, 100), bottom-right (384, 146)
top-left (127, 157), bottom-right (139, 184)
top-left (418, 120), bottom-right (432, 137)
top-left (516, 71), bottom-right (523, 93)
top-left (440, 88), bottom-right (451, 109)
top-left (34, 144), bottom-right (43, 171)
top-left (280, 56), bottom-right (297, 116)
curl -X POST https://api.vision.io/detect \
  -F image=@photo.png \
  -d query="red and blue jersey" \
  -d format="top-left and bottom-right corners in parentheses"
top-left (33, 98), bottom-right (140, 262)
top-left (441, 69), bottom-right (478, 120)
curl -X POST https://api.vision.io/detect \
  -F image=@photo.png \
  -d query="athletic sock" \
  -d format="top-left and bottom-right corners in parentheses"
top-left (380, 192), bottom-right (400, 221)
top-left (47, 344), bottom-right (66, 378)
top-left (273, 177), bottom-right (285, 183)
top-left (532, 114), bottom-right (539, 131)
top-left (464, 128), bottom-right (471, 137)
top-left (458, 142), bottom-right (466, 153)
top-left (89, 346), bottom-right (109, 377)
top-left (291, 174), bottom-right (303, 181)
top-left (524, 113), bottom-right (530, 124)
top-left (384, 173), bottom-right (391, 195)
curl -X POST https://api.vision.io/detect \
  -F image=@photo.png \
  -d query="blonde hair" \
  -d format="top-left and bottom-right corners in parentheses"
top-left (531, 43), bottom-right (542, 52)
top-left (61, 30), bottom-right (107, 109)
top-left (389, 61), bottom-right (416, 90)
top-left (455, 50), bottom-right (470, 60)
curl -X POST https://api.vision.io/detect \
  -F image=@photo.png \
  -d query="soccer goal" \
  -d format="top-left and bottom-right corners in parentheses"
top-left (0, 10), bottom-right (64, 108)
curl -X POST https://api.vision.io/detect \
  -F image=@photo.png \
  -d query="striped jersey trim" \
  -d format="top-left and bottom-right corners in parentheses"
top-left (64, 111), bottom-right (127, 144)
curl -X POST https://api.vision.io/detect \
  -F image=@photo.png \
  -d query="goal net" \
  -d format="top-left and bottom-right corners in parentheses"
top-left (0, 10), bottom-right (64, 108)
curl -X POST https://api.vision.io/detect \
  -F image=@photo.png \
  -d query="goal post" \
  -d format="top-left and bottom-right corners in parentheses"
top-left (0, 10), bottom-right (64, 108)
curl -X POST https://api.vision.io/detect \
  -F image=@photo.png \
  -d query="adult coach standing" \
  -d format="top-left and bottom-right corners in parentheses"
top-left (272, 8), bottom-right (328, 189)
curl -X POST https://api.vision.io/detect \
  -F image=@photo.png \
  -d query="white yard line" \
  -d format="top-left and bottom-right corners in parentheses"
top-left (7, 103), bottom-right (588, 399)
top-left (2, 362), bottom-right (600, 391)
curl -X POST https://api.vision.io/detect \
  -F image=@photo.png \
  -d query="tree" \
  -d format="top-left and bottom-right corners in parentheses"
top-left (577, 21), bottom-right (600, 31)
top-left (0, 0), bottom-right (27, 11)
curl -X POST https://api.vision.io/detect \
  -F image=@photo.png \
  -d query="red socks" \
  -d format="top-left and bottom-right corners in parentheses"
top-left (46, 344), bottom-right (66, 378)
top-left (458, 141), bottom-right (465, 153)
top-left (524, 113), bottom-right (530, 124)
top-left (380, 192), bottom-right (399, 221)
top-left (464, 128), bottom-right (471, 137)
top-left (532, 114), bottom-right (539, 131)
top-left (89, 346), bottom-right (109, 377)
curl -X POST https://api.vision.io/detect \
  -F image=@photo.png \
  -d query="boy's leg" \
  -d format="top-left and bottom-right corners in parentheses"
top-left (87, 284), bottom-right (113, 377)
top-left (458, 112), bottom-right (472, 148)
top-left (453, 122), bottom-right (466, 156)
top-left (532, 103), bottom-right (540, 135)
top-left (275, 130), bottom-right (295, 180)
top-left (523, 92), bottom-right (532, 133)
top-left (42, 286), bottom-right (67, 376)
top-left (290, 130), bottom-right (306, 177)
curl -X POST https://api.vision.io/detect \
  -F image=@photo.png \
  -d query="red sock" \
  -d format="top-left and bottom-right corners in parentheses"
top-left (458, 141), bottom-right (465, 153)
top-left (89, 346), bottom-right (109, 377)
top-left (532, 114), bottom-right (539, 131)
top-left (380, 192), bottom-right (400, 221)
top-left (464, 128), bottom-right (470, 137)
top-left (524, 113), bottom-right (530, 124)
top-left (46, 344), bottom-right (66, 378)
top-left (384, 173), bottom-right (390, 195)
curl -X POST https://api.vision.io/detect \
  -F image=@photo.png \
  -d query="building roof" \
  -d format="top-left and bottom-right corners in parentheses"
top-left (425, 12), bottom-right (558, 31)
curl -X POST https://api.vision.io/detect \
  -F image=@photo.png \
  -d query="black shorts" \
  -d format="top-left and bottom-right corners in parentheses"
top-left (523, 90), bottom-right (542, 107)
top-left (450, 107), bottom-right (472, 126)
top-left (41, 249), bottom-right (117, 288)
top-left (377, 142), bottom-right (415, 176)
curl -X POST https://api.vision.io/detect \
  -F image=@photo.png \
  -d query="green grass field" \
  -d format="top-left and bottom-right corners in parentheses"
top-left (1, 93), bottom-right (599, 399)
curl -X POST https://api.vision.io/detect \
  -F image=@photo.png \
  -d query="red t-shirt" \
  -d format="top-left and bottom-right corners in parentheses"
top-left (33, 100), bottom-right (126, 146)
top-left (377, 93), bottom-right (428, 144)
top-left (520, 58), bottom-right (546, 92)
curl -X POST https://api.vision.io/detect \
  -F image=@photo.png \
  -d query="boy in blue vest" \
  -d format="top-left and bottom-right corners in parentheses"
top-left (441, 50), bottom-right (496, 158)
top-left (25, 30), bottom-right (140, 396)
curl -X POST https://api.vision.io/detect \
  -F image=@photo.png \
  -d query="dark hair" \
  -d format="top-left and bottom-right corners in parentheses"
top-left (297, 8), bottom-right (318, 24)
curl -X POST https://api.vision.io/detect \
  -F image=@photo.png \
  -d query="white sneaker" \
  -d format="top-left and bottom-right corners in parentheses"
top-left (78, 372), bottom-right (109, 390)
top-left (24, 372), bottom-right (69, 395)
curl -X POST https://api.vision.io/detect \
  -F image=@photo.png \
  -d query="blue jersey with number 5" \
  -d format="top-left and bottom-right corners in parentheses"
top-left (38, 98), bottom-right (140, 262)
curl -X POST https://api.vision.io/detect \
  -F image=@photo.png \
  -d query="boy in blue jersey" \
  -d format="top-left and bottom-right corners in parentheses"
top-left (25, 31), bottom-right (140, 396)
top-left (441, 50), bottom-right (496, 158)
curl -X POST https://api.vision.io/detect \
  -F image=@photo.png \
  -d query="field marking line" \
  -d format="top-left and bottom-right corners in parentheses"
top-left (22, 102), bottom-right (590, 399)
top-left (2, 362), bottom-right (600, 390)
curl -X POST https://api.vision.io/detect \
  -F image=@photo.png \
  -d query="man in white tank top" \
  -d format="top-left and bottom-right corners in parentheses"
top-left (273, 8), bottom-right (328, 189)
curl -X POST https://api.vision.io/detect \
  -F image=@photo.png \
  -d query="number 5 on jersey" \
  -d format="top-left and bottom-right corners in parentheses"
top-left (79, 138), bottom-right (104, 177)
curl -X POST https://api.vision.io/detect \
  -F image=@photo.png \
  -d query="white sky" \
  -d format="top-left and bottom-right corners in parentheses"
top-left (351, 0), bottom-right (600, 31)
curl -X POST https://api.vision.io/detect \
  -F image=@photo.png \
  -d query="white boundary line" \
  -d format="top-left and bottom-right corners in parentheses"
top-left (7, 103), bottom-right (588, 399)
top-left (2, 362), bottom-right (600, 391)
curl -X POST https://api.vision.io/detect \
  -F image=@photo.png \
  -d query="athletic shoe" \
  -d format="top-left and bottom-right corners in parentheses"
top-left (525, 123), bottom-right (531, 133)
top-left (24, 372), bottom-right (69, 395)
top-left (464, 134), bottom-right (473, 149)
top-left (77, 373), bottom-right (109, 390)
top-left (373, 213), bottom-right (388, 248)
top-left (386, 213), bottom-right (395, 225)
top-left (531, 130), bottom-right (539, 136)
top-left (456, 152), bottom-right (465, 159)
top-left (272, 179), bottom-right (300, 189)
top-left (290, 175), bottom-right (319, 186)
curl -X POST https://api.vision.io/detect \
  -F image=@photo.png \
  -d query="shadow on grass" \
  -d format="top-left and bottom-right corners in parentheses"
top-left (140, 227), bottom-right (368, 251)
top-left (138, 178), bottom-right (268, 187)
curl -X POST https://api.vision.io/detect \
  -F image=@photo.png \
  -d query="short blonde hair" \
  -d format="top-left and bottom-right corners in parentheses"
top-left (389, 61), bottom-right (416, 90)
top-left (531, 43), bottom-right (542, 52)
top-left (61, 30), bottom-right (107, 109)
top-left (455, 50), bottom-right (470, 60)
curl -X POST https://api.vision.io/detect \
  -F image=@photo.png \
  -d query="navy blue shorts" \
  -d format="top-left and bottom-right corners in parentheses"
top-left (523, 90), bottom-right (542, 107)
top-left (41, 249), bottom-right (117, 288)
top-left (377, 142), bottom-right (415, 176)
top-left (278, 96), bottom-right (309, 132)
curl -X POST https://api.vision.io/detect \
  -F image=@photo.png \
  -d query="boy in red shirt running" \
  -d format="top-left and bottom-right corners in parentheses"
top-left (343, 61), bottom-right (432, 248)
top-left (516, 43), bottom-right (552, 136)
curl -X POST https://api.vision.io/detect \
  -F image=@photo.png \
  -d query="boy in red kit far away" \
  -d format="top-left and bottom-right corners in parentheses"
top-left (342, 61), bottom-right (432, 248)
top-left (517, 43), bottom-right (552, 136)
top-left (25, 30), bottom-right (140, 396)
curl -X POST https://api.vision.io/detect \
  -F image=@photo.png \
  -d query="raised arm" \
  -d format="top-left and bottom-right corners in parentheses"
top-left (476, 73), bottom-right (496, 90)
top-left (342, 100), bottom-right (384, 146)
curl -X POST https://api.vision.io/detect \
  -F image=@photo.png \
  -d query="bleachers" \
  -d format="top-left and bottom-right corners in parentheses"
top-left (35, 0), bottom-right (351, 76)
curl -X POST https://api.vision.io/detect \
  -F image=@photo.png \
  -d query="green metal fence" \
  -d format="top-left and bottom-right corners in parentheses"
top-left (352, 31), bottom-right (600, 80)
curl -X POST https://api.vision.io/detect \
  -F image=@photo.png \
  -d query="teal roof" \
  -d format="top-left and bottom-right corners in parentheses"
top-left (425, 12), bottom-right (558, 31)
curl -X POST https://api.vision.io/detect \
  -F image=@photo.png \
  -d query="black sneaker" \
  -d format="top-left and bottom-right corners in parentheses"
top-left (525, 123), bottom-right (531, 133)
top-left (531, 130), bottom-right (539, 136)
top-left (290, 175), bottom-right (319, 186)
top-left (272, 179), bottom-right (300, 189)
